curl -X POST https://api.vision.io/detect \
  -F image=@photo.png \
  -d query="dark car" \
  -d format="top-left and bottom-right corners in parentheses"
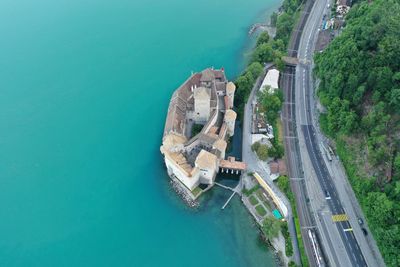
top-left (325, 190), bottom-right (331, 199)
top-left (362, 228), bottom-right (368, 236)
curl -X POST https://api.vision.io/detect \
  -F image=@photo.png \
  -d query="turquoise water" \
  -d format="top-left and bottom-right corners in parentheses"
top-left (0, 0), bottom-right (281, 266)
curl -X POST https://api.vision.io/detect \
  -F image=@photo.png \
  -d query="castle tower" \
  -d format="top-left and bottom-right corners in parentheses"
top-left (224, 109), bottom-right (237, 137)
top-left (194, 86), bottom-right (211, 123)
top-left (226, 82), bottom-right (236, 109)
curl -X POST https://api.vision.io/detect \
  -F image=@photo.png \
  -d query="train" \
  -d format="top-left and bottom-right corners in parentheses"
top-left (308, 229), bottom-right (325, 267)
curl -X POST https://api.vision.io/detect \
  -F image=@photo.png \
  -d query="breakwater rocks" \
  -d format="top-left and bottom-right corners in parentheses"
top-left (170, 179), bottom-right (199, 208)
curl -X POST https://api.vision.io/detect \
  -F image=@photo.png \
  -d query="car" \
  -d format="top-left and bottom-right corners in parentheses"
top-left (358, 218), bottom-right (364, 225)
top-left (362, 228), bottom-right (368, 236)
top-left (325, 190), bottom-right (331, 200)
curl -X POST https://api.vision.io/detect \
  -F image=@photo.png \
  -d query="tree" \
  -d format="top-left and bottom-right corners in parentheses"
top-left (252, 142), bottom-right (269, 161)
top-left (252, 43), bottom-right (274, 63)
top-left (262, 216), bottom-right (282, 239)
top-left (246, 62), bottom-right (264, 80)
top-left (259, 90), bottom-right (283, 124)
top-left (256, 32), bottom-right (270, 46)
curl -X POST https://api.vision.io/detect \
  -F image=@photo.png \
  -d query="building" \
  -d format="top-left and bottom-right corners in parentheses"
top-left (260, 68), bottom-right (280, 94)
top-left (160, 68), bottom-right (245, 194)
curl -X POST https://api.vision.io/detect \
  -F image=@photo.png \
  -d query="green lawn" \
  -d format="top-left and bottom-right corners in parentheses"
top-left (256, 189), bottom-right (272, 211)
top-left (255, 204), bottom-right (267, 217)
top-left (191, 187), bottom-right (202, 197)
top-left (242, 184), bottom-right (260, 196)
top-left (249, 195), bottom-right (259, 205)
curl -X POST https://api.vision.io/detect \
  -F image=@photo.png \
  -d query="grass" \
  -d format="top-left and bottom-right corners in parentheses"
top-left (256, 189), bottom-right (272, 211)
top-left (295, 216), bottom-right (309, 267)
top-left (249, 195), bottom-right (259, 206)
top-left (282, 222), bottom-right (294, 257)
top-left (191, 187), bottom-right (202, 197)
top-left (242, 184), bottom-right (260, 196)
top-left (255, 204), bottom-right (267, 217)
top-left (275, 175), bottom-right (309, 266)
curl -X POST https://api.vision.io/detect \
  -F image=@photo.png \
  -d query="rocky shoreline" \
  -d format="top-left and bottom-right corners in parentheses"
top-left (169, 179), bottom-right (199, 208)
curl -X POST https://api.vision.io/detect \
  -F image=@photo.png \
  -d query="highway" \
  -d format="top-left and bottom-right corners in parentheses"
top-left (286, 0), bottom-right (379, 265)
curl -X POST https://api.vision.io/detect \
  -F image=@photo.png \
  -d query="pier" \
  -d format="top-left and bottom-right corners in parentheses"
top-left (215, 182), bottom-right (242, 209)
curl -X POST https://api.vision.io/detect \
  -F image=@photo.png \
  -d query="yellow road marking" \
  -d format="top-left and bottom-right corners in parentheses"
top-left (332, 214), bottom-right (349, 222)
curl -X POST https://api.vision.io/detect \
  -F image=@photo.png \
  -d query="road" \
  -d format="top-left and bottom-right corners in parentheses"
top-left (241, 64), bottom-right (301, 266)
top-left (290, 0), bottom-right (384, 266)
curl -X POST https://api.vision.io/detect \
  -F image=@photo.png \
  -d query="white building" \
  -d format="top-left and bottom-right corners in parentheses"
top-left (260, 68), bottom-right (280, 94)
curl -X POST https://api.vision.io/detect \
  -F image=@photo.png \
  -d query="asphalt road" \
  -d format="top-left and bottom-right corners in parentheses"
top-left (294, 0), bottom-right (370, 266)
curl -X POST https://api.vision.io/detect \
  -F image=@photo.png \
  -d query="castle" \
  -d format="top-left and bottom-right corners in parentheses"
top-left (160, 68), bottom-right (245, 196)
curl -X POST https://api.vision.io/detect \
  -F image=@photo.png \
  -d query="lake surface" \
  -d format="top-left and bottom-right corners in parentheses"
top-left (0, 0), bottom-right (281, 266)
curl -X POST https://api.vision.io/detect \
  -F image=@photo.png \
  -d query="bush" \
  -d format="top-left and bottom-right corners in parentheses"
top-left (262, 216), bottom-right (282, 239)
top-left (256, 204), bottom-right (267, 216)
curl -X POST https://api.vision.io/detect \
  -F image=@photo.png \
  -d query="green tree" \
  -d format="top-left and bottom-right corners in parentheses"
top-left (256, 32), bottom-right (270, 46)
top-left (247, 62), bottom-right (264, 80)
top-left (262, 216), bottom-right (282, 239)
top-left (252, 43), bottom-right (274, 63)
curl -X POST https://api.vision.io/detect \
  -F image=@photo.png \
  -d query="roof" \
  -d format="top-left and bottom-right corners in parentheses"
top-left (273, 209), bottom-right (283, 219)
top-left (213, 139), bottom-right (227, 152)
top-left (261, 68), bottom-right (279, 92)
top-left (194, 86), bottom-right (211, 99)
top-left (224, 109), bottom-right (237, 121)
top-left (269, 160), bottom-right (287, 175)
top-left (162, 133), bottom-right (187, 150)
top-left (278, 159), bottom-right (287, 175)
top-left (200, 69), bottom-right (215, 82)
top-left (219, 157), bottom-right (246, 170)
top-left (195, 149), bottom-right (217, 169)
top-left (269, 161), bottom-right (279, 174)
top-left (226, 82), bottom-right (236, 93)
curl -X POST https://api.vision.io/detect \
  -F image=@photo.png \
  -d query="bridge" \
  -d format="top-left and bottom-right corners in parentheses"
top-left (219, 156), bottom-right (246, 174)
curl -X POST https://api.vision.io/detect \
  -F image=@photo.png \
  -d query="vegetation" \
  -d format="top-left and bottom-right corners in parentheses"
top-left (255, 204), bottom-right (267, 216)
top-left (275, 175), bottom-right (309, 266)
top-left (255, 89), bottom-right (285, 159)
top-left (249, 195), bottom-right (259, 205)
top-left (282, 222), bottom-right (294, 257)
top-left (256, 189), bottom-right (272, 211)
top-left (242, 184), bottom-right (260, 196)
top-left (314, 0), bottom-right (400, 265)
top-left (251, 141), bottom-right (269, 161)
top-left (191, 123), bottom-right (203, 137)
top-left (234, 0), bottom-right (303, 119)
top-left (191, 187), bottom-right (202, 197)
top-left (261, 216), bottom-right (282, 239)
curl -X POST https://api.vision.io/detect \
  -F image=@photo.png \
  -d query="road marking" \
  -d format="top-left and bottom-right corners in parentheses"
top-left (325, 196), bottom-right (331, 200)
top-left (332, 214), bottom-right (349, 222)
top-left (290, 177), bottom-right (304, 180)
top-left (344, 228), bottom-right (353, 232)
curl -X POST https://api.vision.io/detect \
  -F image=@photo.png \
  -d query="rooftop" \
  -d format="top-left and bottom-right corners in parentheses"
top-left (260, 68), bottom-right (279, 92)
top-left (219, 157), bottom-right (246, 170)
top-left (195, 149), bottom-right (218, 169)
top-left (224, 109), bottom-right (237, 121)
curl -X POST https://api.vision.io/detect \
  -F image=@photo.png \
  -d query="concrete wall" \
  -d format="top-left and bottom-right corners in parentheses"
top-left (198, 167), bottom-right (217, 185)
top-left (164, 155), bottom-right (200, 191)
